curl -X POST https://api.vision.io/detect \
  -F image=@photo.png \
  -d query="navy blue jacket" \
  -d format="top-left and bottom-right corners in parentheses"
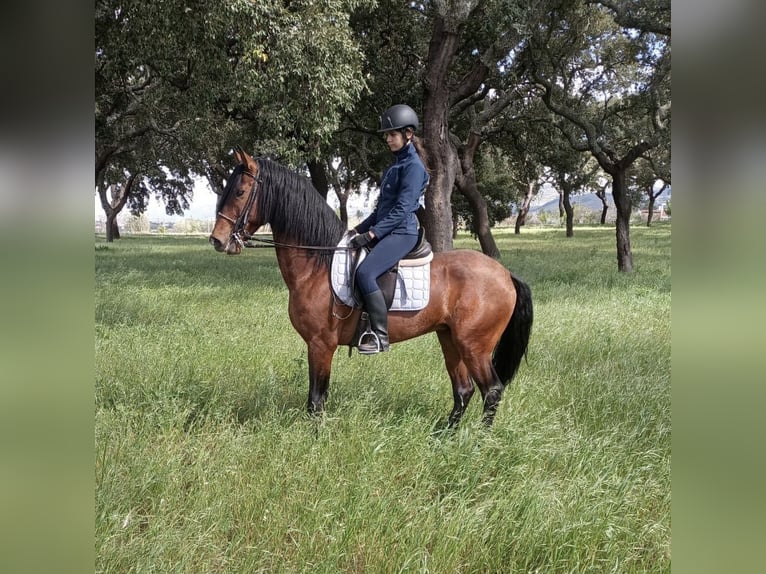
top-left (356, 143), bottom-right (428, 238)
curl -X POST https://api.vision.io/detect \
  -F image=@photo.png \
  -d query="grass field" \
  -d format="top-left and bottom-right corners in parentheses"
top-left (95, 224), bottom-right (671, 573)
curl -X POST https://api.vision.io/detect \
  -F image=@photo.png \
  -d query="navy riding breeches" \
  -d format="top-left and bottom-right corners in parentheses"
top-left (355, 233), bottom-right (418, 295)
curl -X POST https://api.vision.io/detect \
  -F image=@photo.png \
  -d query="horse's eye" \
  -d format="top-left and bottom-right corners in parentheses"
top-left (235, 189), bottom-right (245, 198)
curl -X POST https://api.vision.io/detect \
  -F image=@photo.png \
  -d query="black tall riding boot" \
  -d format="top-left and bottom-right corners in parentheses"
top-left (358, 289), bottom-right (390, 354)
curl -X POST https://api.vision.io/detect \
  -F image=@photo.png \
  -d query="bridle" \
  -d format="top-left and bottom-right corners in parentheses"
top-left (216, 163), bottom-right (356, 253)
top-left (217, 167), bottom-right (260, 252)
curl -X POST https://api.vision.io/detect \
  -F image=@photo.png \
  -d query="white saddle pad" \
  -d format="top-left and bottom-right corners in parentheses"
top-left (330, 236), bottom-right (432, 311)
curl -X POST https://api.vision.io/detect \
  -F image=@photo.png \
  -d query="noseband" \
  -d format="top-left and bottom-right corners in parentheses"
top-left (218, 168), bottom-right (260, 251)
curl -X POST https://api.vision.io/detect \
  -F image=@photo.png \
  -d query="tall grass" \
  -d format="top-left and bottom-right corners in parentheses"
top-left (96, 225), bottom-right (671, 573)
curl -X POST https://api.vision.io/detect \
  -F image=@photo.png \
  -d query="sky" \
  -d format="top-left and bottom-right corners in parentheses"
top-left (94, 178), bottom-right (218, 222)
top-left (94, 178), bottom-right (377, 223)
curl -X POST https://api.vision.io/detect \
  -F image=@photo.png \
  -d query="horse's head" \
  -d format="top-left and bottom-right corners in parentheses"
top-left (209, 147), bottom-right (262, 255)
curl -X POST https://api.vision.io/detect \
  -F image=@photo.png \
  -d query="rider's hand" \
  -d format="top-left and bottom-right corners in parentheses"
top-left (349, 232), bottom-right (372, 249)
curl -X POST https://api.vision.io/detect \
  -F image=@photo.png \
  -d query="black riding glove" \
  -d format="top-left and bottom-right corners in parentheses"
top-left (349, 232), bottom-right (373, 249)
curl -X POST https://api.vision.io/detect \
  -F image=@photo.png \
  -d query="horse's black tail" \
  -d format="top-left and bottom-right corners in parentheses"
top-left (492, 274), bottom-right (533, 385)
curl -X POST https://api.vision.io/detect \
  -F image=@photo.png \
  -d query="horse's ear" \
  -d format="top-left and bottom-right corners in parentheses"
top-left (233, 146), bottom-right (256, 170)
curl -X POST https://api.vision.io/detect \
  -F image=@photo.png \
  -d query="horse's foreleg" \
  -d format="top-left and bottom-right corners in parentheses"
top-left (437, 330), bottom-right (474, 428)
top-left (306, 341), bottom-right (334, 416)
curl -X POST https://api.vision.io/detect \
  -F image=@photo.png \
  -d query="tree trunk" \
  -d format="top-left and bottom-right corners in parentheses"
top-left (338, 179), bottom-right (352, 226)
top-left (611, 170), bottom-right (633, 272)
top-left (646, 182), bottom-right (668, 227)
top-left (455, 132), bottom-right (500, 259)
top-left (98, 174), bottom-right (136, 242)
top-left (558, 191), bottom-right (565, 219)
top-left (307, 159), bottom-right (329, 200)
top-left (422, 15), bottom-right (460, 253)
top-left (455, 181), bottom-right (499, 258)
top-left (106, 213), bottom-right (119, 242)
top-left (596, 189), bottom-right (609, 225)
top-left (338, 196), bottom-right (348, 226)
top-left (591, 142), bottom-right (650, 271)
top-left (422, 145), bottom-right (457, 253)
top-left (562, 183), bottom-right (574, 237)
top-left (515, 181), bottom-right (535, 234)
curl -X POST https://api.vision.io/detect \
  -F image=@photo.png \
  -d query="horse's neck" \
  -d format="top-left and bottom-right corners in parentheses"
top-left (272, 234), bottom-right (328, 293)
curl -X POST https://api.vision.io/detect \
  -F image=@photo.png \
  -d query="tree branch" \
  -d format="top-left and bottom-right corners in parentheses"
top-left (586, 0), bottom-right (671, 37)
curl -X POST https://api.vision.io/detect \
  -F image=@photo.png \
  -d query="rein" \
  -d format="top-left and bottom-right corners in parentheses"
top-left (242, 236), bottom-right (353, 251)
top-left (218, 167), bottom-right (353, 252)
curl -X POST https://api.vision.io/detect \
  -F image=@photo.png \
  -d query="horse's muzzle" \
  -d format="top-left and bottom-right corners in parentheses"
top-left (209, 235), bottom-right (225, 252)
top-left (209, 235), bottom-right (241, 255)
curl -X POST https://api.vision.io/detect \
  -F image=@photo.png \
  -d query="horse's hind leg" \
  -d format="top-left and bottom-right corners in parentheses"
top-left (481, 374), bottom-right (505, 426)
top-left (453, 343), bottom-right (504, 426)
top-left (468, 358), bottom-right (505, 426)
top-left (437, 330), bottom-right (475, 428)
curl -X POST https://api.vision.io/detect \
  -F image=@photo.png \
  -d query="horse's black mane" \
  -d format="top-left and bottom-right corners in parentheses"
top-left (255, 158), bottom-right (346, 269)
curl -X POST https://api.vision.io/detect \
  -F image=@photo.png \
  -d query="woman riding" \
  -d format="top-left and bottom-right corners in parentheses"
top-left (348, 104), bottom-right (429, 354)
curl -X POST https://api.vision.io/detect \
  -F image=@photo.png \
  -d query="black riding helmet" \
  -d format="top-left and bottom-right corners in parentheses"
top-left (378, 104), bottom-right (419, 132)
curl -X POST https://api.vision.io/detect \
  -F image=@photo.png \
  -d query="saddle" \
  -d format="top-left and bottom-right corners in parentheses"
top-left (354, 229), bottom-right (432, 309)
top-left (331, 229), bottom-right (433, 310)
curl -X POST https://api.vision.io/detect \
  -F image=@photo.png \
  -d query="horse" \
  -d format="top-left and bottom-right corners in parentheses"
top-left (209, 148), bottom-right (533, 427)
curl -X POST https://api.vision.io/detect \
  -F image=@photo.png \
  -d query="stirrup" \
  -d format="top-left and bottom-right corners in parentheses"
top-left (357, 331), bottom-right (383, 355)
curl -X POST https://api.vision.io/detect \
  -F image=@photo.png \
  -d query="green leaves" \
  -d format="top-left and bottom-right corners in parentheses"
top-left (96, 0), bottom-right (374, 210)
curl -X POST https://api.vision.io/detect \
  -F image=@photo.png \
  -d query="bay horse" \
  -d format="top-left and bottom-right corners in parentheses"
top-left (209, 148), bottom-right (533, 427)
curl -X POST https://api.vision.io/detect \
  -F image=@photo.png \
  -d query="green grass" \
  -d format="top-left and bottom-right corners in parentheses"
top-left (96, 224), bottom-right (671, 573)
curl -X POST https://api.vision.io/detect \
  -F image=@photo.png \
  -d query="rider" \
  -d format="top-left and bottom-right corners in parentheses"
top-left (348, 104), bottom-right (429, 354)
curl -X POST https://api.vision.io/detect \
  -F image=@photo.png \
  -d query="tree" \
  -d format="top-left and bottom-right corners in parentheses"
top-left (514, 179), bottom-right (538, 234)
top-left (450, 146), bottom-right (515, 239)
top-left (499, 99), bottom-right (599, 238)
top-left (451, 88), bottom-right (529, 258)
top-left (95, 0), bottom-right (230, 237)
top-left (96, 0), bottom-right (372, 237)
top-left (95, 0), bottom-right (671, 262)
top-left (595, 179), bottom-right (611, 224)
top-left (484, 115), bottom-right (545, 236)
top-left (549, 155), bottom-right (600, 237)
top-left (97, 173), bottom-right (136, 242)
top-left (326, 153), bottom-right (368, 226)
top-left (123, 213), bottom-right (150, 234)
top-left (638, 126), bottom-right (671, 226)
top-left (524, 0), bottom-right (671, 271)
top-left (631, 157), bottom-right (669, 227)
top-left (352, 0), bottom-right (670, 259)
top-left (484, 96), bottom-right (559, 236)
top-left (419, 0), bottom-right (538, 252)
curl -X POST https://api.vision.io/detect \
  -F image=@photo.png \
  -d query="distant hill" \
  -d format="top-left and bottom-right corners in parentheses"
top-left (529, 188), bottom-right (670, 214)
